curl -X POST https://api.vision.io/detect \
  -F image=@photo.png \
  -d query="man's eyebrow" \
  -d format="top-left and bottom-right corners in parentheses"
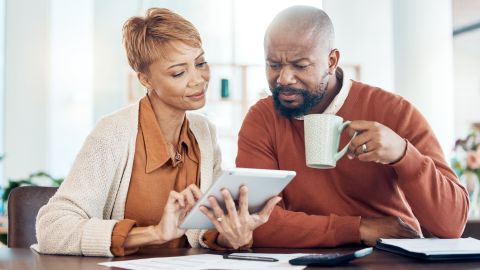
top-left (168, 51), bottom-right (205, 69)
top-left (290, 58), bottom-right (311, 63)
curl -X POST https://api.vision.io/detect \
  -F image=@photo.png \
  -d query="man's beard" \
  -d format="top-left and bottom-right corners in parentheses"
top-left (272, 86), bottom-right (325, 118)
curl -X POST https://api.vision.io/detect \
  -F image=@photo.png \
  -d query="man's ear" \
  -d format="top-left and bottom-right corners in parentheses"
top-left (328, 49), bottom-right (340, 75)
top-left (137, 72), bottom-right (152, 89)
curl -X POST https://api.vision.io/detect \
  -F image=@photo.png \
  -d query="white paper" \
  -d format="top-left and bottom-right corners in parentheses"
top-left (379, 237), bottom-right (480, 255)
top-left (99, 253), bottom-right (308, 270)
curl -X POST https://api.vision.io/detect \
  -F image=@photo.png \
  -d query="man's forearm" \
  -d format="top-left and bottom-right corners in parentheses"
top-left (252, 206), bottom-right (361, 248)
top-left (392, 141), bottom-right (468, 237)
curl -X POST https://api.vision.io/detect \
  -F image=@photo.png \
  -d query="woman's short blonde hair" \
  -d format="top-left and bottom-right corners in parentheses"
top-left (122, 8), bottom-right (202, 73)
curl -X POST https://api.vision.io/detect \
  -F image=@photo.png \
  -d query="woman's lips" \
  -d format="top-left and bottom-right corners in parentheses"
top-left (187, 91), bottom-right (205, 100)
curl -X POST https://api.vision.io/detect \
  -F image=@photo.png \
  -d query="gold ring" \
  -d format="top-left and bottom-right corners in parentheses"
top-left (361, 144), bottom-right (368, 153)
top-left (216, 217), bottom-right (223, 222)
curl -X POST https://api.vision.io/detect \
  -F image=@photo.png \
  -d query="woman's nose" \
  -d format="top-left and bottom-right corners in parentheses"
top-left (189, 70), bottom-right (206, 87)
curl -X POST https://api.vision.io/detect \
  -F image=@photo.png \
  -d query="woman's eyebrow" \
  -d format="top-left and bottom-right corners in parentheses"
top-left (168, 51), bottom-right (205, 70)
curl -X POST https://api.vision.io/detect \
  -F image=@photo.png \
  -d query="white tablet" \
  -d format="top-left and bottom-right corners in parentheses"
top-left (180, 168), bottom-right (296, 229)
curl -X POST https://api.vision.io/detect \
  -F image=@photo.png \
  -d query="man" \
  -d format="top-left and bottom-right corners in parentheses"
top-left (236, 6), bottom-right (468, 247)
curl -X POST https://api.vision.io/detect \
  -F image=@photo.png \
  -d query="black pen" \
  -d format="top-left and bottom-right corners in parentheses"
top-left (223, 254), bottom-right (279, 262)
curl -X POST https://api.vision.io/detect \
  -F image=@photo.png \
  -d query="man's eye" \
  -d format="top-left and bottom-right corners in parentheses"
top-left (173, 71), bottom-right (185, 78)
top-left (294, 64), bottom-right (308, 69)
top-left (268, 63), bottom-right (281, 69)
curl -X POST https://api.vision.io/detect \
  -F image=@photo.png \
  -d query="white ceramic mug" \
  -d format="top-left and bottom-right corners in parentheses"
top-left (304, 114), bottom-right (357, 169)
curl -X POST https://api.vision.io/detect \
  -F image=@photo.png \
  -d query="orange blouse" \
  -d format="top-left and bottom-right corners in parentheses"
top-left (110, 96), bottom-right (200, 256)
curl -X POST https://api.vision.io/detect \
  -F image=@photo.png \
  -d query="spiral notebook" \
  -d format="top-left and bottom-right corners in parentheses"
top-left (376, 237), bottom-right (480, 261)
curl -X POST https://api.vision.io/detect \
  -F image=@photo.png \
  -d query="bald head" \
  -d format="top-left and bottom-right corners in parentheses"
top-left (263, 6), bottom-right (341, 118)
top-left (265, 5), bottom-right (335, 51)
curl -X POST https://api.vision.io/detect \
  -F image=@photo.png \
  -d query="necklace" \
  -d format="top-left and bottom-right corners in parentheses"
top-left (169, 143), bottom-right (182, 162)
top-left (174, 151), bottom-right (182, 161)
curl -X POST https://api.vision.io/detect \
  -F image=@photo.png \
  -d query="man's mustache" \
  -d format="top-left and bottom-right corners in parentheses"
top-left (273, 86), bottom-right (307, 95)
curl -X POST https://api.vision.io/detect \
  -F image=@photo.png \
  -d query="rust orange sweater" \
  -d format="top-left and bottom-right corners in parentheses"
top-left (236, 81), bottom-right (468, 248)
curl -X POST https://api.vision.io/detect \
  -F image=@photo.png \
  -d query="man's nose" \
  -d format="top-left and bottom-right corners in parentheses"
top-left (277, 67), bottom-right (296, 86)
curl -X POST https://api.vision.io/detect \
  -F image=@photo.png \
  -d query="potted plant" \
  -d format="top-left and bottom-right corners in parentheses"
top-left (452, 127), bottom-right (480, 219)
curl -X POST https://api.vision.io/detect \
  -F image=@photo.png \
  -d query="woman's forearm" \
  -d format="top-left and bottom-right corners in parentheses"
top-left (124, 225), bottom-right (167, 248)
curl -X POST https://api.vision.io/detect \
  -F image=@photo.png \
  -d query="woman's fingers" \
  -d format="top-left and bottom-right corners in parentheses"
top-left (221, 189), bottom-right (240, 225)
top-left (182, 184), bottom-right (202, 205)
top-left (208, 196), bottom-right (226, 219)
top-left (198, 187), bottom-right (280, 249)
top-left (199, 206), bottom-right (225, 234)
top-left (238, 186), bottom-right (249, 216)
top-left (168, 190), bottom-right (185, 208)
top-left (257, 196), bottom-right (282, 224)
top-left (188, 184), bottom-right (203, 200)
top-left (177, 184), bottom-right (202, 212)
top-left (182, 189), bottom-right (196, 207)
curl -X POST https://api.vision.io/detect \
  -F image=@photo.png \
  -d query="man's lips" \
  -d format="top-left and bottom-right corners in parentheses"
top-left (279, 92), bottom-right (300, 101)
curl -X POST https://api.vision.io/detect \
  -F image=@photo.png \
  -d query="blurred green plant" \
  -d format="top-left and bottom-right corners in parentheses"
top-left (1, 172), bottom-right (64, 202)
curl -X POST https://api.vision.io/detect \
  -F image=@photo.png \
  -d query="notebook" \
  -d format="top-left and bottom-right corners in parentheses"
top-left (376, 237), bottom-right (480, 261)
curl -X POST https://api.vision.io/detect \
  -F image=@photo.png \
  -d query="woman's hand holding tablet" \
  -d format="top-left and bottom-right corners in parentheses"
top-left (200, 185), bottom-right (282, 249)
top-left (179, 168), bottom-right (296, 248)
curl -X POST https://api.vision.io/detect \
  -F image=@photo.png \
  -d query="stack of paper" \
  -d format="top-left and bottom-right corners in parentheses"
top-left (99, 253), bottom-right (308, 270)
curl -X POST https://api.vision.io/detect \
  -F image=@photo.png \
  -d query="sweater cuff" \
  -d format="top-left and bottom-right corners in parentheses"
top-left (202, 229), bottom-right (253, 251)
top-left (390, 140), bottom-right (427, 181)
top-left (333, 215), bottom-right (361, 245)
top-left (81, 218), bottom-right (118, 257)
top-left (110, 219), bottom-right (138, 256)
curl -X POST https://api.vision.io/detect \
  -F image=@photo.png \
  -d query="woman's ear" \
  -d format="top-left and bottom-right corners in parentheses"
top-left (137, 72), bottom-right (152, 89)
top-left (328, 49), bottom-right (340, 75)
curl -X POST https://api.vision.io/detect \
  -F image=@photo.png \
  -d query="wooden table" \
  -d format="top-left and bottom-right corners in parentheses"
top-left (1, 247), bottom-right (480, 270)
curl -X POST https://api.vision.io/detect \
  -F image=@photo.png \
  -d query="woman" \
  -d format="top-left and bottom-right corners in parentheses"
top-left (34, 8), bottom-right (280, 257)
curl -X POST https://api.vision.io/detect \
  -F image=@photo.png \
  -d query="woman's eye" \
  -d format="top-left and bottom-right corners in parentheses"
top-left (173, 71), bottom-right (185, 78)
top-left (196, 61), bottom-right (207, 68)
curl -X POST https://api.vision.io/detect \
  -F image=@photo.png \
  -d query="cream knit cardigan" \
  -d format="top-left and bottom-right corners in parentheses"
top-left (33, 102), bottom-right (222, 257)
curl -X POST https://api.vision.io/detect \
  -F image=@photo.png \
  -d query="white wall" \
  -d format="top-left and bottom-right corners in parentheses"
top-left (93, 1), bottom-right (139, 120)
top-left (4, 0), bottom-right (50, 180)
top-left (453, 34), bottom-right (480, 138)
top-left (323, 0), bottom-right (395, 91)
top-left (49, 0), bottom-right (94, 177)
top-left (1, 0), bottom-right (141, 184)
top-left (393, 0), bottom-right (455, 156)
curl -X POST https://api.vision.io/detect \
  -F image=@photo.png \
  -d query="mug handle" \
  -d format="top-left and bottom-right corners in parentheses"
top-left (334, 121), bottom-right (357, 161)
